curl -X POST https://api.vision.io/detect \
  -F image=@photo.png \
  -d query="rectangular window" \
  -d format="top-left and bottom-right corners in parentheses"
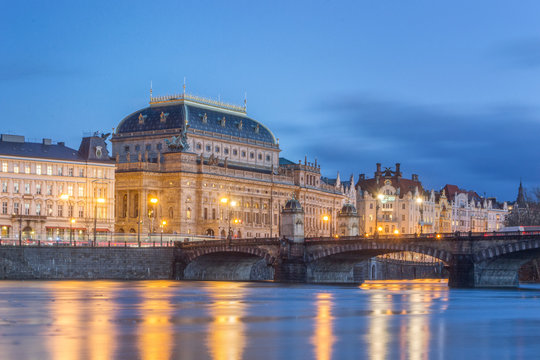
top-left (47, 204), bottom-right (53, 216)
top-left (68, 185), bottom-right (73, 196)
top-left (58, 205), bottom-right (63, 217)
top-left (78, 206), bottom-right (84, 218)
top-left (36, 164), bottom-right (41, 175)
top-left (69, 168), bottom-right (74, 176)
top-left (78, 186), bottom-right (84, 197)
top-left (25, 165), bottom-right (30, 174)
top-left (24, 203), bottom-right (30, 215)
top-left (13, 203), bottom-right (19, 215)
top-left (2, 202), bottom-right (7, 214)
top-left (68, 205), bottom-right (73, 217)
top-left (14, 164), bottom-right (19, 173)
top-left (13, 182), bottom-right (19, 193)
top-left (47, 165), bottom-right (52, 175)
top-left (36, 184), bottom-right (41, 195)
top-left (57, 167), bottom-right (63, 176)
top-left (36, 204), bottom-right (41, 216)
top-left (124, 146), bottom-right (129, 153)
top-left (1, 162), bottom-right (6, 172)
top-left (79, 168), bottom-right (84, 177)
top-left (402, 214), bottom-right (405, 221)
top-left (98, 169), bottom-right (103, 178)
top-left (47, 184), bottom-right (52, 195)
top-left (1, 182), bottom-right (6, 192)
top-left (146, 144), bottom-right (151, 150)
top-left (24, 183), bottom-right (30, 194)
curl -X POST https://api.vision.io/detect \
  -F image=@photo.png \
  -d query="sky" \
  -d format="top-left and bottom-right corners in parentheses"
top-left (1, 0), bottom-right (540, 200)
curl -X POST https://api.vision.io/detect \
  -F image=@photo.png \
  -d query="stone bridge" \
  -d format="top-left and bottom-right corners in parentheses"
top-left (173, 233), bottom-right (540, 288)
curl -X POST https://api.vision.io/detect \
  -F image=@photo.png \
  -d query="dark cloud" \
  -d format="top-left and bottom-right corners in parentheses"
top-left (493, 38), bottom-right (540, 68)
top-left (287, 95), bottom-right (540, 200)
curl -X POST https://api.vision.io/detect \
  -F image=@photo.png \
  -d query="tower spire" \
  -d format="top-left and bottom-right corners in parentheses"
top-left (150, 80), bottom-right (153, 100)
top-left (517, 178), bottom-right (526, 207)
top-left (183, 77), bottom-right (186, 95)
top-left (244, 92), bottom-right (247, 111)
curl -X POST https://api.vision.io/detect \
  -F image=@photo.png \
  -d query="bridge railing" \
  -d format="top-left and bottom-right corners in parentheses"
top-left (0, 234), bottom-right (281, 248)
top-left (305, 230), bottom-right (540, 243)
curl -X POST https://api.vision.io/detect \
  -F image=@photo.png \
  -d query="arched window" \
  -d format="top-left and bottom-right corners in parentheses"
top-left (206, 229), bottom-right (214, 236)
top-left (186, 207), bottom-right (191, 220)
top-left (169, 207), bottom-right (174, 219)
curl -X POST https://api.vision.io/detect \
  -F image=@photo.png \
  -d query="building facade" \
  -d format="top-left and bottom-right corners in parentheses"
top-left (112, 92), bottom-right (350, 238)
top-left (356, 164), bottom-right (507, 235)
top-left (0, 134), bottom-right (115, 241)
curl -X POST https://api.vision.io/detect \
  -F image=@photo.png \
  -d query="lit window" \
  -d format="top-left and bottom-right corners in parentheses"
top-left (36, 164), bottom-right (41, 175)
top-left (25, 165), bottom-right (30, 174)
top-left (1, 162), bottom-right (6, 172)
top-left (47, 165), bottom-right (52, 176)
top-left (78, 186), bottom-right (84, 197)
top-left (14, 164), bottom-right (19, 173)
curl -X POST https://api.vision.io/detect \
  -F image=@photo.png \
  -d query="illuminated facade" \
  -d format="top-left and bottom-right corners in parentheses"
top-left (0, 134), bottom-right (115, 240)
top-left (112, 92), bottom-right (351, 237)
top-left (356, 164), bottom-right (506, 235)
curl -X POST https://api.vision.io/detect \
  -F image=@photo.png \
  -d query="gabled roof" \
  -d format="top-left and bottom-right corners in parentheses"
top-left (279, 157), bottom-right (295, 165)
top-left (356, 177), bottom-right (422, 197)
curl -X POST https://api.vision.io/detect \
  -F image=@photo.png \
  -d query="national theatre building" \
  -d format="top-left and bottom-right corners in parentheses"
top-left (112, 92), bottom-right (354, 238)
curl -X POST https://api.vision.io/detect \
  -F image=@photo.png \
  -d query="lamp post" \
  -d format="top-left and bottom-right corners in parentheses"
top-left (149, 197), bottom-right (158, 242)
top-left (160, 220), bottom-right (166, 246)
top-left (220, 197), bottom-right (237, 241)
top-left (416, 197), bottom-right (423, 235)
top-left (70, 218), bottom-right (75, 246)
top-left (375, 193), bottom-right (384, 237)
top-left (322, 214), bottom-right (333, 238)
top-left (93, 197), bottom-right (105, 246)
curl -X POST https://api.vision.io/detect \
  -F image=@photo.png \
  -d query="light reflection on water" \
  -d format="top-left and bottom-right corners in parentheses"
top-left (0, 279), bottom-right (539, 359)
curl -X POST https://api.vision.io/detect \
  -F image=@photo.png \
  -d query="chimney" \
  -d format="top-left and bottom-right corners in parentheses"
top-left (359, 173), bottom-right (365, 180)
top-left (395, 163), bottom-right (401, 176)
top-left (412, 174), bottom-right (418, 181)
top-left (42, 138), bottom-right (52, 145)
top-left (58, 142), bottom-right (65, 146)
top-left (376, 163), bottom-right (381, 173)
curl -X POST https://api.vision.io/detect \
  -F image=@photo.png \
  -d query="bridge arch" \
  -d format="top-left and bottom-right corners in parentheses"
top-left (470, 239), bottom-right (540, 287)
top-left (181, 245), bottom-right (276, 281)
top-left (307, 242), bottom-right (452, 283)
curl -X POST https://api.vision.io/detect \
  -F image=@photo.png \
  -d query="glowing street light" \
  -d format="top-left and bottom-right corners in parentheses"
top-left (221, 197), bottom-right (238, 241)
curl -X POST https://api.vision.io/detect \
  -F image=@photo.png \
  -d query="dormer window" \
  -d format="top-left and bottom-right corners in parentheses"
top-left (201, 113), bottom-right (208, 124)
top-left (254, 124), bottom-right (260, 133)
top-left (237, 120), bottom-right (243, 130)
top-left (138, 113), bottom-right (145, 124)
top-left (221, 116), bottom-right (226, 127)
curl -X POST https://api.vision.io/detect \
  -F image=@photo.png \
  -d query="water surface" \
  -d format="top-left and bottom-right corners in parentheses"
top-left (0, 280), bottom-right (539, 359)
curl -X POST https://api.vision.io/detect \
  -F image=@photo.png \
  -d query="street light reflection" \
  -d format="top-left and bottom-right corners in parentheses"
top-left (312, 292), bottom-right (335, 360)
top-left (206, 282), bottom-right (247, 360)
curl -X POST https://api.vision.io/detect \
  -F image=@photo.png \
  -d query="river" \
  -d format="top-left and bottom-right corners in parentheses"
top-left (0, 280), bottom-right (538, 359)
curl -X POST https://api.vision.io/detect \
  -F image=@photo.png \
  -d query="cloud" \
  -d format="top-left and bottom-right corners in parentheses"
top-left (492, 38), bottom-right (540, 68)
top-left (288, 94), bottom-right (540, 200)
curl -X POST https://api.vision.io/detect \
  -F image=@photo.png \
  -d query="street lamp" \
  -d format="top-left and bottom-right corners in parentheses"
top-left (375, 193), bottom-right (384, 237)
top-left (322, 214), bottom-right (331, 237)
top-left (160, 220), bottom-right (166, 246)
top-left (220, 197), bottom-right (237, 241)
top-left (93, 197), bottom-right (105, 246)
top-left (416, 197), bottom-right (424, 234)
top-left (149, 197), bottom-right (158, 242)
top-left (70, 218), bottom-right (75, 245)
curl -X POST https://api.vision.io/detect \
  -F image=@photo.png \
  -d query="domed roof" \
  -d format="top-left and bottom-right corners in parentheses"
top-left (283, 198), bottom-right (303, 213)
top-left (339, 203), bottom-right (358, 216)
top-left (115, 96), bottom-right (277, 146)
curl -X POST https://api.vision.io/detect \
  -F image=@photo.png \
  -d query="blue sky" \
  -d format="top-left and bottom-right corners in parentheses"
top-left (2, 0), bottom-right (540, 200)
